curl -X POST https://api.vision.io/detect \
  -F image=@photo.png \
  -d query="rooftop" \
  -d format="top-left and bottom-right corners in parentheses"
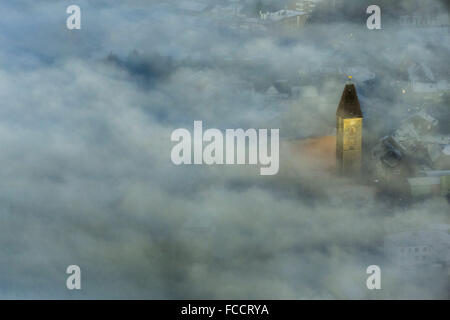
top-left (336, 82), bottom-right (363, 118)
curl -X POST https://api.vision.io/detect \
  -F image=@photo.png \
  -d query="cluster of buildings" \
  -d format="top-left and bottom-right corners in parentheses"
top-left (173, 0), bottom-right (320, 34)
top-left (256, 0), bottom-right (321, 32)
top-left (384, 224), bottom-right (450, 298)
top-left (174, 0), bottom-right (450, 35)
top-left (172, 0), bottom-right (450, 295)
top-left (259, 9), bottom-right (309, 32)
top-left (406, 62), bottom-right (450, 98)
top-left (334, 79), bottom-right (449, 293)
top-left (371, 111), bottom-right (450, 199)
top-left (385, 225), bottom-right (450, 268)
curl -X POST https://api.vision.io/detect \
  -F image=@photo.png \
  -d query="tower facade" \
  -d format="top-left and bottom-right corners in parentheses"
top-left (336, 78), bottom-right (363, 175)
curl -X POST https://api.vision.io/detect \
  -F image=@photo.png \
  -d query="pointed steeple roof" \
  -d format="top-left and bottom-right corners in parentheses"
top-left (336, 81), bottom-right (363, 118)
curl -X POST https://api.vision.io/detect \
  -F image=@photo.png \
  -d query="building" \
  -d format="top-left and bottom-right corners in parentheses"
top-left (291, 0), bottom-right (316, 14)
top-left (259, 9), bottom-right (309, 32)
top-left (371, 110), bottom-right (450, 197)
top-left (336, 77), bottom-right (363, 175)
top-left (385, 224), bottom-right (450, 272)
top-left (384, 225), bottom-right (450, 299)
top-left (408, 171), bottom-right (450, 198)
top-left (407, 63), bottom-right (450, 97)
top-left (408, 176), bottom-right (442, 198)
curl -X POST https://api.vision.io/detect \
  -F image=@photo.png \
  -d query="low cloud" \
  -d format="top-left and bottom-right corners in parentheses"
top-left (0, 0), bottom-right (448, 299)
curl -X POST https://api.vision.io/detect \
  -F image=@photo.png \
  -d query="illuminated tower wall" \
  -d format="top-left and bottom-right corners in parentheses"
top-left (336, 79), bottom-right (363, 175)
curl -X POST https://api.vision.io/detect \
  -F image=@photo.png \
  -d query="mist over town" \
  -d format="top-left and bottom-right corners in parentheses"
top-left (0, 0), bottom-right (448, 299)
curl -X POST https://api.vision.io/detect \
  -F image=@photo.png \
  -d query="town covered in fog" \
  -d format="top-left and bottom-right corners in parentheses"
top-left (0, 0), bottom-right (448, 299)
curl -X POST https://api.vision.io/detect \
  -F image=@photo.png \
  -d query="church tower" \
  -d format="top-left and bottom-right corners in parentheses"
top-left (336, 77), bottom-right (363, 175)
